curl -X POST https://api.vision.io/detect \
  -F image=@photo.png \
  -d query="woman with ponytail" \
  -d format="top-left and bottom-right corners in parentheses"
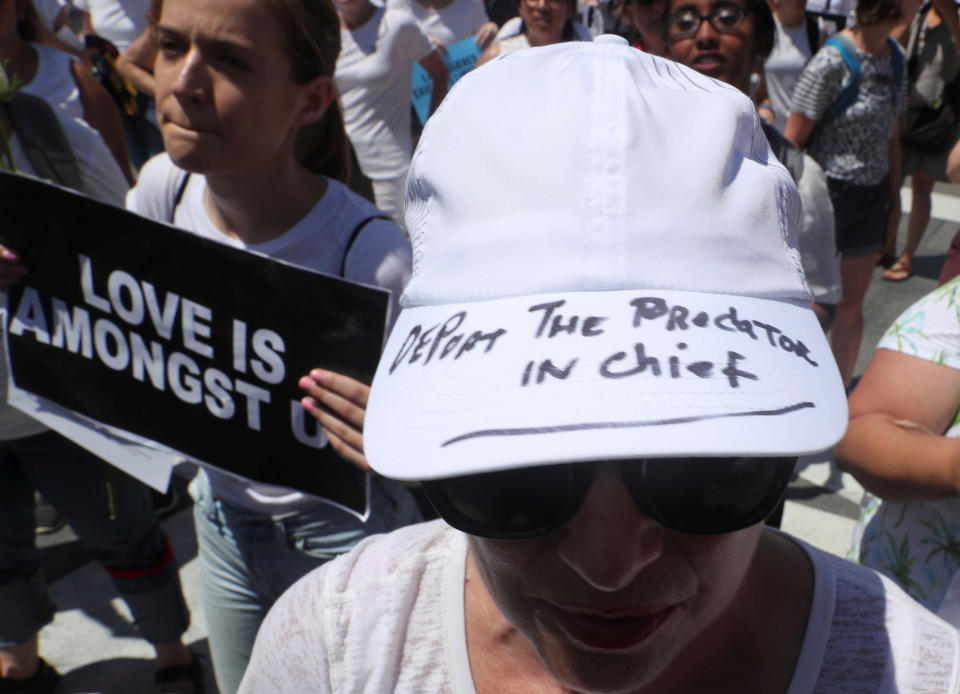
top-left (127, 0), bottom-right (422, 689)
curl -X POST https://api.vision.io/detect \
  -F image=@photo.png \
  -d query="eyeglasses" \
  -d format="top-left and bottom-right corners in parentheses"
top-left (666, 4), bottom-right (751, 38)
top-left (422, 456), bottom-right (796, 539)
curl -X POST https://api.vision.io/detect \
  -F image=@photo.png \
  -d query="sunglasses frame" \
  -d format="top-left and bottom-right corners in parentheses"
top-left (422, 456), bottom-right (796, 540)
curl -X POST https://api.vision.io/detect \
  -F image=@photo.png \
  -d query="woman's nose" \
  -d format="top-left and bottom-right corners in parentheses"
top-left (557, 467), bottom-right (665, 592)
top-left (172, 48), bottom-right (208, 102)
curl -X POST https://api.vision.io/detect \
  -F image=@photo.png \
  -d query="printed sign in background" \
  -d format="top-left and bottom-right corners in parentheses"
top-left (412, 35), bottom-right (482, 126)
top-left (0, 172), bottom-right (388, 513)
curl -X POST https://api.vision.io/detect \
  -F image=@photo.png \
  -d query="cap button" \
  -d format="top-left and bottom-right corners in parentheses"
top-left (593, 34), bottom-right (629, 46)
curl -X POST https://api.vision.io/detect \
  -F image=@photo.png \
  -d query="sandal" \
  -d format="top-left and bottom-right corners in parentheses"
top-left (155, 651), bottom-right (204, 694)
top-left (881, 259), bottom-right (913, 282)
top-left (0, 658), bottom-right (60, 694)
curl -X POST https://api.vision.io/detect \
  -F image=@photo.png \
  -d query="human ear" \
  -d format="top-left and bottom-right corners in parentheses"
top-left (297, 75), bottom-right (337, 127)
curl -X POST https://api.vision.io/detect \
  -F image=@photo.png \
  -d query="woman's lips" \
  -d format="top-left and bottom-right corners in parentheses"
top-left (542, 602), bottom-right (679, 652)
top-left (692, 53), bottom-right (725, 75)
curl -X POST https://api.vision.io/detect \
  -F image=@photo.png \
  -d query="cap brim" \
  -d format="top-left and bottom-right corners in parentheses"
top-left (366, 288), bottom-right (847, 481)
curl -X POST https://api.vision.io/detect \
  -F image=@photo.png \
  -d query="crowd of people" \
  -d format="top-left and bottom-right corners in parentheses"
top-left (2, 0), bottom-right (960, 690)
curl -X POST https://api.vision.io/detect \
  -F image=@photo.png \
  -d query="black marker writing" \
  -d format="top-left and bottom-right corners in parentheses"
top-left (521, 358), bottom-right (579, 386)
top-left (529, 300), bottom-right (607, 339)
top-left (389, 311), bottom-right (507, 373)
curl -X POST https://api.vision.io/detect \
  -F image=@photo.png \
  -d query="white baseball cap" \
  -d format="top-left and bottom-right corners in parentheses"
top-left (366, 36), bottom-right (847, 481)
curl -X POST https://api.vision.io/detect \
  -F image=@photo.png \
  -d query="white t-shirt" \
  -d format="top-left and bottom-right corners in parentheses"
top-left (764, 16), bottom-right (812, 134)
top-left (72, 0), bottom-right (151, 52)
top-left (335, 7), bottom-right (434, 182)
top-left (126, 153), bottom-right (412, 514)
top-left (390, 0), bottom-right (489, 46)
top-left (22, 44), bottom-right (83, 121)
top-left (239, 520), bottom-right (960, 694)
top-left (0, 112), bottom-right (128, 441)
top-left (32, 0), bottom-right (66, 30)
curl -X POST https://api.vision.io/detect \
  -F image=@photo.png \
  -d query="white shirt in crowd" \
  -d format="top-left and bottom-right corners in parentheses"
top-left (334, 7), bottom-right (435, 182)
top-left (72, 0), bottom-right (152, 52)
top-left (389, 0), bottom-right (491, 46)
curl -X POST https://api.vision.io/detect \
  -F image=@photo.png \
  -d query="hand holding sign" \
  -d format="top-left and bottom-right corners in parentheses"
top-left (299, 369), bottom-right (371, 472)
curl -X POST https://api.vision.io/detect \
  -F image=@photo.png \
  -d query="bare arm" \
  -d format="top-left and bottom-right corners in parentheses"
top-left (834, 349), bottom-right (960, 501)
top-left (783, 111), bottom-right (818, 149)
top-left (475, 40), bottom-right (501, 68)
top-left (115, 27), bottom-right (157, 98)
top-left (933, 0), bottom-right (960, 50)
top-left (475, 20), bottom-right (499, 49)
top-left (418, 49), bottom-right (448, 115)
top-left (71, 61), bottom-right (135, 184)
top-left (948, 137), bottom-right (960, 182)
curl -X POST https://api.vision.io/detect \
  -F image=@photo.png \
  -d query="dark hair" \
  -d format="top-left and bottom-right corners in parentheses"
top-left (148, 0), bottom-right (350, 183)
top-left (662, 0), bottom-right (775, 59)
top-left (855, 0), bottom-right (902, 26)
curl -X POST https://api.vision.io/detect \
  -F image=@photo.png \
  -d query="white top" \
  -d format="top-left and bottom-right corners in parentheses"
top-left (239, 520), bottom-right (960, 693)
top-left (335, 7), bottom-right (434, 182)
top-left (390, 0), bottom-right (489, 46)
top-left (21, 44), bottom-right (83, 121)
top-left (125, 153), bottom-right (412, 514)
top-left (72, 0), bottom-right (152, 53)
top-left (0, 113), bottom-right (129, 441)
top-left (764, 16), bottom-right (812, 134)
top-left (32, 0), bottom-right (67, 30)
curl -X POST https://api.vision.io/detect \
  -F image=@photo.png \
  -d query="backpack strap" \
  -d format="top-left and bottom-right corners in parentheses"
top-left (170, 172), bottom-right (191, 223)
top-left (340, 215), bottom-right (391, 277)
top-left (804, 12), bottom-right (821, 55)
top-left (887, 35), bottom-right (904, 86)
top-left (3, 93), bottom-right (82, 191)
top-left (825, 34), bottom-right (861, 118)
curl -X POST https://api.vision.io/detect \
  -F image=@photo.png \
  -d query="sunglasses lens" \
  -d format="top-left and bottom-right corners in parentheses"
top-left (629, 457), bottom-right (795, 534)
top-left (422, 464), bottom-right (582, 539)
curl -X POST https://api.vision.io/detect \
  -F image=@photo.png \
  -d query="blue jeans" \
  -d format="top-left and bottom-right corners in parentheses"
top-left (0, 431), bottom-right (190, 647)
top-left (191, 471), bottom-right (422, 694)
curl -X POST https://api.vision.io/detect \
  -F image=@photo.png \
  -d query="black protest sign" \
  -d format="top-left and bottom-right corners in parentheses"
top-left (0, 172), bottom-right (389, 513)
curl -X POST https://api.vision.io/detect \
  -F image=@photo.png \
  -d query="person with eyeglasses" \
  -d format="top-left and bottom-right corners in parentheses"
top-left (784, 0), bottom-right (915, 391)
top-left (238, 38), bottom-right (960, 694)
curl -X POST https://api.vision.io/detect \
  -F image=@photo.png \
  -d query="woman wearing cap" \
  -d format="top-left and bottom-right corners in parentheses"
top-left (475, 0), bottom-right (578, 65)
top-left (667, 0), bottom-right (840, 331)
top-left (784, 0), bottom-right (912, 389)
top-left (334, 0), bottom-right (448, 229)
top-left (239, 38), bottom-right (958, 694)
top-left (123, 0), bottom-right (423, 690)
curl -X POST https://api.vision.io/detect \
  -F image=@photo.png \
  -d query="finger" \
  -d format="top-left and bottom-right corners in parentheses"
top-left (301, 396), bottom-right (365, 453)
top-left (323, 427), bottom-right (371, 471)
top-left (304, 369), bottom-right (370, 408)
top-left (298, 377), bottom-right (366, 429)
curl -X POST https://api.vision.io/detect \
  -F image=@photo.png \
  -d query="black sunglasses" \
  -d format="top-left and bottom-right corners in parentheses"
top-left (422, 456), bottom-right (796, 539)
top-left (666, 4), bottom-right (752, 38)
